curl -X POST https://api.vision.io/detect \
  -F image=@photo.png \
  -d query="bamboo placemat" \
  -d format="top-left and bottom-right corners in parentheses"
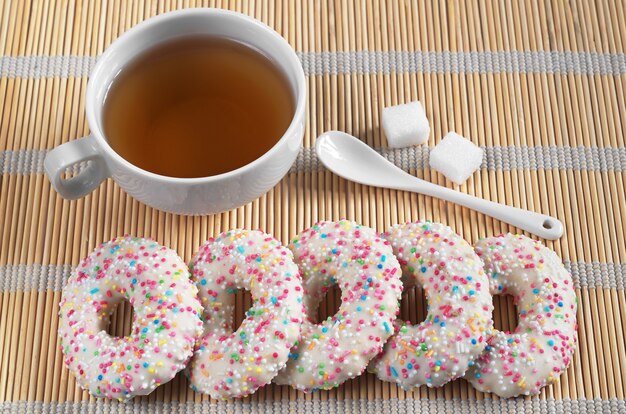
top-left (1, 0), bottom-right (625, 412)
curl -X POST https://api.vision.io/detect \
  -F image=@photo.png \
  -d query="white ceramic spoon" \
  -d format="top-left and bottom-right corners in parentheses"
top-left (315, 130), bottom-right (564, 240)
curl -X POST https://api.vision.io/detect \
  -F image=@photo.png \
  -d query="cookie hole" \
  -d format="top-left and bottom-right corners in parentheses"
top-left (106, 299), bottom-right (134, 338)
top-left (315, 284), bottom-right (342, 324)
top-left (233, 288), bottom-right (253, 332)
top-left (399, 285), bottom-right (427, 325)
top-left (492, 295), bottom-right (518, 332)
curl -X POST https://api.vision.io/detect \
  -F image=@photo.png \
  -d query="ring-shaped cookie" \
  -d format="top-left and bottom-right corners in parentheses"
top-left (370, 221), bottom-right (493, 388)
top-left (465, 234), bottom-right (578, 397)
top-left (274, 220), bottom-right (403, 391)
top-left (58, 236), bottom-right (203, 401)
top-left (187, 229), bottom-right (304, 399)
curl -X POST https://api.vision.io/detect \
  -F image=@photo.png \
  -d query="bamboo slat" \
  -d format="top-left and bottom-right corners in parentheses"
top-left (0, 0), bottom-right (625, 412)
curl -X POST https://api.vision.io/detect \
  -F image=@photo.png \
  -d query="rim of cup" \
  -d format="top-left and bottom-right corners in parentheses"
top-left (85, 8), bottom-right (306, 184)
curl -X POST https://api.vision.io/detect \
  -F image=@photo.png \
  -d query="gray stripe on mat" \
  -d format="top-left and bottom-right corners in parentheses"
top-left (2, 146), bottom-right (626, 176)
top-left (299, 50), bottom-right (626, 75)
top-left (1, 261), bottom-right (624, 292)
top-left (0, 398), bottom-right (624, 414)
top-left (564, 261), bottom-right (626, 290)
top-left (1, 50), bottom-right (625, 78)
top-left (0, 264), bottom-right (71, 292)
top-left (0, 55), bottom-right (97, 78)
top-left (290, 145), bottom-right (626, 173)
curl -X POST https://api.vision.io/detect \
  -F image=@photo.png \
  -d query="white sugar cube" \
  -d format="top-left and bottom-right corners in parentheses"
top-left (429, 132), bottom-right (484, 185)
top-left (382, 101), bottom-right (430, 148)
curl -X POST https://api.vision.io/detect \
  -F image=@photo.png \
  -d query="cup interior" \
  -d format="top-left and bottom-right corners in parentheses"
top-left (86, 9), bottom-right (305, 181)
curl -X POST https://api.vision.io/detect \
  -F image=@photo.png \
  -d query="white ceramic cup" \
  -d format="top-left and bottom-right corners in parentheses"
top-left (44, 8), bottom-right (306, 215)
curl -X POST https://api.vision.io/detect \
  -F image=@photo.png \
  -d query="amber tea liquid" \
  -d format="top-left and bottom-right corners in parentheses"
top-left (104, 35), bottom-right (294, 178)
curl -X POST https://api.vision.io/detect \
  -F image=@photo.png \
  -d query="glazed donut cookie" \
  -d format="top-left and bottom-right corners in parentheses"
top-left (370, 221), bottom-right (493, 388)
top-left (274, 220), bottom-right (403, 391)
top-left (58, 236), bottom-right (203, 402)
top-left (187, 229), bottom-right (304, 399)
top-left (465, 234), bottom-right (578, 398)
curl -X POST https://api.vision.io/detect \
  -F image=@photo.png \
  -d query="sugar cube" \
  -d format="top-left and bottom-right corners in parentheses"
top-left (382, 101), bottom-right (430, 148)
top-left (429, 132), bottom-right (484, 185)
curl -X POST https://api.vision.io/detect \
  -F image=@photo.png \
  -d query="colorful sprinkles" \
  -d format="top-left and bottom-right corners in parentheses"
top-left (58, 227), bottom-right (577, 401)
top-left (187, 229), bottom-right (304, 399)
top-left (273, 220), bottom-right (403, 392)
top-left (465, 234), bottom-right (578, 398)
top-left (58, 236), bottom-right (203, 402)
top-left (370, 221), bottom-right (493, 389)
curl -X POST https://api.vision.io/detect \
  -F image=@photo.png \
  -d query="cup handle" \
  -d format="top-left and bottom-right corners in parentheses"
top-left (44, 135), bottom-right (110, 199)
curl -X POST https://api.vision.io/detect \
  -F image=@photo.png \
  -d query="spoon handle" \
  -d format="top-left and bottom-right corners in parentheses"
top-left (404, 179), bottom-right (563, 240)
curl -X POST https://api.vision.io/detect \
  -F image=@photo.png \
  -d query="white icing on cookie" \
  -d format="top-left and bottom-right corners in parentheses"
top-left (274, 220), bottom-right (403, 391)
top-left (58, 236), bottom-right (203, 402)
top-left (465, 234), bottom-right (578, 397)
top-left (370, 221), bottom-right (492, 388)
top-left (187, 229), bottom-right (304, 399)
